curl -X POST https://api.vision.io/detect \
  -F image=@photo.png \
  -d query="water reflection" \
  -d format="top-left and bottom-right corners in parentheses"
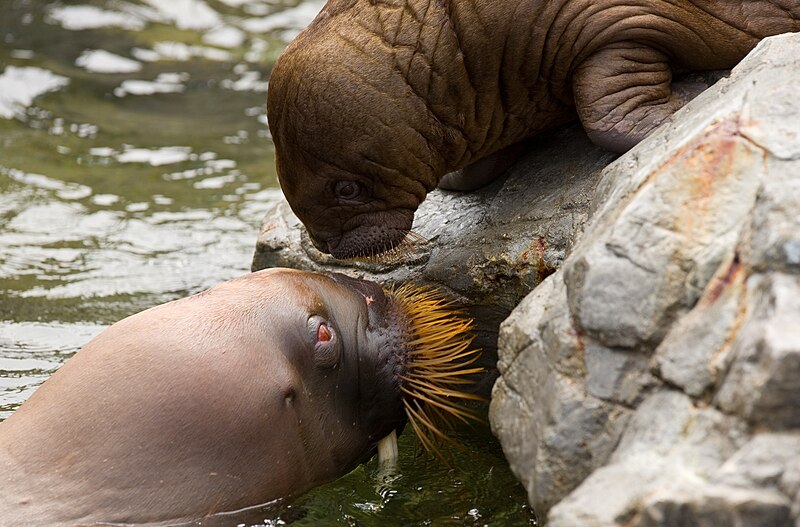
top-left (0, 322), bottom-right (104, 419)
top-left (0, 66), bottom-right (70, 118)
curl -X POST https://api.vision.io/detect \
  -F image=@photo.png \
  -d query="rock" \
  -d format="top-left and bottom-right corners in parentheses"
top-left (652, 252), bottom-right (744, 397)
top-left (714, 272), bottom-right (800, 429)
top-left (713, 433), bottom-right (800, 491)
top-left (564, 115), bottom-right (764, 351)
top-left (546, 391), bottom-right (748, 527)
top-left (490, 32), bottom-right (800, 526)
top-left (637, 484), bottom-right (792, 527)
top-left (252, 126), bottom-right (615, 389)
top-left (490, 274), bottom-right (632, 511)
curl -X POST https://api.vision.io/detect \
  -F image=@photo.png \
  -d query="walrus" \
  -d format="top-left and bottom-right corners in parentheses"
top-left (0, 269), bottom-right (479, 525)
top-left (267, 0), bottom-right (800, 258)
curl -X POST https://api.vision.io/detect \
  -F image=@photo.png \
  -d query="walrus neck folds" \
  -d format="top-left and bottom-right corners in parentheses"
top-left (338, 0), bottom-right (577, 171)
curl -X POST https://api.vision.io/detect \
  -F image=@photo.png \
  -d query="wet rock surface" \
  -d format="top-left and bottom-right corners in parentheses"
top-left (490, 33), bottom-right (800, 525)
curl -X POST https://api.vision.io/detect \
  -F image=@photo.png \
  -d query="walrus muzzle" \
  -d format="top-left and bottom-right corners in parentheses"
top-left (307, 209), bottom-right (414, 259)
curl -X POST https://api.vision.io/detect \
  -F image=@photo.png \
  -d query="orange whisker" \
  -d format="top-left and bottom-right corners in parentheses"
top-left (386, 283), bottom-right (485, 459)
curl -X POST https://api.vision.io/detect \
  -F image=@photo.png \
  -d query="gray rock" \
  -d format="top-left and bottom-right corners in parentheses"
top-left (563, 113), bottom-right (764, 351)
top-left (637, 484), bottom-right (792, 527)
top-left (609, 391), bottom-right (747, 470)
top-left (713, 433), bottom-right (800, 491)
top-left (490, 275), bottom-right (632, 511)
top-left (715, 273), bottom-right (800, 429)
top-left (548, 391), bottom-right (748, 527)
top-left (547, 459), bottom-right (675, 527)
top-left (585, 342), bottom-right (657, 406)
top-left (746, 162), bottom-right (800, 274)
top-left (653, 251), bottom-right (744, 397)
top-left (491, 33), bottom-right (800, 526)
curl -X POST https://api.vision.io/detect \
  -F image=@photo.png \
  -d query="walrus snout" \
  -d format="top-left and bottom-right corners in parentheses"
top-left (313, 212), bottom-right (414, 259)
top-left (310, 233), bottom-right (337, 254)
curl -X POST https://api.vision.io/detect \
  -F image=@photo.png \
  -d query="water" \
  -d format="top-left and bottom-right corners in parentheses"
top-left (0, 1), bottom-right (536, 524)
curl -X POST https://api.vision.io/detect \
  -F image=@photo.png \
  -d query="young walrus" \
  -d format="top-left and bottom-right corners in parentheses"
top-left (267, 0), bottom-right (800, 259)
top-left (0, 269), bottom-right (479, 526)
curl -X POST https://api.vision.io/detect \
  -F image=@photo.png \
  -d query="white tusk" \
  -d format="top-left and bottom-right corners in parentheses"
top-left (376, 429), bottom-right (399, 467)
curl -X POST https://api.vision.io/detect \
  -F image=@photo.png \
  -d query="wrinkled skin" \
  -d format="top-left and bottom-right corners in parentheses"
top-left (0, 269), bottom-right (407, 526)
top-left (267, 0), bottom-right (800, 258)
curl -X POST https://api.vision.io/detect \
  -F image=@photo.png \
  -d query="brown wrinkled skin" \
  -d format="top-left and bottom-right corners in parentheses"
top-left (268, 0), bottom-right (800, 258)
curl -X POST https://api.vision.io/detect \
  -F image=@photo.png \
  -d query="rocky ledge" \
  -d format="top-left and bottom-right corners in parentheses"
top-left (253, 32), bottom-right (800, 526)
top-left (492, 33), bottom-right (800, 525)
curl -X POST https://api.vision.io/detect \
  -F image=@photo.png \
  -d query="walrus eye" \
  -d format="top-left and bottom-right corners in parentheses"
top-left (308, 315), bottom-right (341, 369)
top-left (334, 180), bottom-right (361, 201)
top-left (317, 323), bottom-right (332, 342)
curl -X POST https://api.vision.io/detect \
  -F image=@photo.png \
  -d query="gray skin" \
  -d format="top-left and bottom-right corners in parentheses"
top-left (0, 269), bottom-right (407, 526)
top-left (267, 0), bottom-right (800, 259)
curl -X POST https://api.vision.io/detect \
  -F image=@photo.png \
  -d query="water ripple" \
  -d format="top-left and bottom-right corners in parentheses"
top-left (0, 322), bottom-right (106, 419)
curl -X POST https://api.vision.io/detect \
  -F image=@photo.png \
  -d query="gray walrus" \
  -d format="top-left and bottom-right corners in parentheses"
top-left (267, 0), bottom-right (800, 258)
top-left (0, 269), bottom-right (417, 525)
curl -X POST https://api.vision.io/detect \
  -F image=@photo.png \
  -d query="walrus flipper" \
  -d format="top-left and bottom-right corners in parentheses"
top-left (573, 42), bottom-right (705, 153)
top-left (438, 142), bottom-right (527, 191)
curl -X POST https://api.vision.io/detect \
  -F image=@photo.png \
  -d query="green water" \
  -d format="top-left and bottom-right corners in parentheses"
top-left (0, 1), bottom-right (536, 524)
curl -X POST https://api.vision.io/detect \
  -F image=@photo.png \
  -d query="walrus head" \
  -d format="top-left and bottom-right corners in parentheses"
top-left (299, 270), bottom-right (483, 462)
top-left (267, 7), bottom-right (461, 259)
top-left (280, 269), bottom-right (409, 454)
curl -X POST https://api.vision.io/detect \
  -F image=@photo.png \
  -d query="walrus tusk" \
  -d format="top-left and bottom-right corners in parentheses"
top-left (377, 430), bottom-right (399, 466)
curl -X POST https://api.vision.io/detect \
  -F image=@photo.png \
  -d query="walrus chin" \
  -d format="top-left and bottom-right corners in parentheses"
top-left (312, 228), bottom-right (430, 262)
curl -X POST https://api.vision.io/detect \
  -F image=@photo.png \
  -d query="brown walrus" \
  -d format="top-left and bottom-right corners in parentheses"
top-left (266, 0), bottom-right (800, 258)
top-left (0, 269), bottom-right (479, 525)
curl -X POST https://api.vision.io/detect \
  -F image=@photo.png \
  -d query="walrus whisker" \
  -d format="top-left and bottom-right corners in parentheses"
top-left (400, 388), bottom-right (478, 425)
top-left (405, 355), bottom-right (480, 369)
top-left (405, 364), bottom-right (484, 378)
top-left (404, 400), bottom-right (449, 464)
top-left (400, 376), bottom-right (485, 401)
top-left (348, 229), bottom-right (429, 264)
top-left (387, 282), bottom-right (484, 459)
top-left (405, 400), bottom-right (458, 461)
top-left (404, 400), bottom-right (450, 443)
top-left (409, 376), bottom-right (475, 386)
top-left (408, 350), bottom-right (480, 364)
top-left (412, 402), bottom-right (475, 463)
